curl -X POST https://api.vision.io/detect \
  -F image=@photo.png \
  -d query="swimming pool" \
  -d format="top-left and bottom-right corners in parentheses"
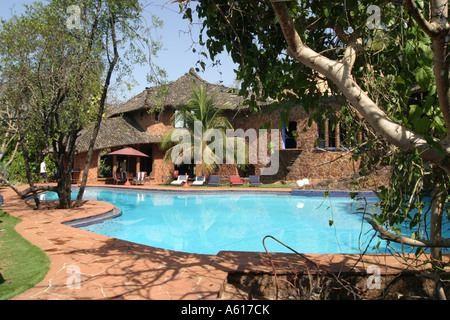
top-left (40, 187), bottom-right (405, 255)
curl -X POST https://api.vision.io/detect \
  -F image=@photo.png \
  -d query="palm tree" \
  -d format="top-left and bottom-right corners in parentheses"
top-left (161, 85), bottom-right (246, 175)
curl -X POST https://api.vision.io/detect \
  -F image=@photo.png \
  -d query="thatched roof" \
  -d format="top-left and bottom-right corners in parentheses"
top-left (76, 69), bottom-right (270, 153)
top-left (75, 116), bottom-right (162, 153)
top-left (108, 68), bottom-right (254, 117)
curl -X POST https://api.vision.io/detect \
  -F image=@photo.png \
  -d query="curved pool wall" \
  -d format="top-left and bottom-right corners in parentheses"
top-left (63, 206), bottom-right (123, 228)
top-left (38, 186), bottom-right (443, 255)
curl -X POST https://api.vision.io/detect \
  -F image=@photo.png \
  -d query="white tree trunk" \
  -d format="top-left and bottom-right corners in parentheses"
top-left (270, 0), bottom-right (450, 174)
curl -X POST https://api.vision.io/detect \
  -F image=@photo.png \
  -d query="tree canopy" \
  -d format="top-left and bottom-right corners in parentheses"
top-left (0, 0), bottom-right (164, 208)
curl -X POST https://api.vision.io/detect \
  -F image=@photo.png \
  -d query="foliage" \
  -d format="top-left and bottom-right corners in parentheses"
top-left (182, 0), bottom-right (450, 257)
top-left (0, 0), bottom-right (164, 208)
top-left (161, 85), bottom-right (246, 173)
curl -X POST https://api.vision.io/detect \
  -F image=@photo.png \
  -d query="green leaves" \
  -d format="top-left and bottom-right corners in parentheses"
top-left (414, 66), bottom-right (434, 92)
top-left (186, 0), bottom-right (450, 255)
top-left (408, 104), bottom-right (431, 134)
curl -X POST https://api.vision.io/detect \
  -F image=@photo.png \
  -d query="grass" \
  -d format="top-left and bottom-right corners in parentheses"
top-left (0, 210), bottom-right (50, 300)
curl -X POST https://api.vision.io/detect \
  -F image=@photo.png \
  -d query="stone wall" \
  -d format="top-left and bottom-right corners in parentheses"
top-left (73, 150), bottom-right (101, 185)
top-left (227, 105), bottom-right (368, 186)
top-left (74, 103), bottom-right (391, 189)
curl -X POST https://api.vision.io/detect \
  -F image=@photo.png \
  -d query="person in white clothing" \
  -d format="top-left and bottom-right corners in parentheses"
top-left (40, 159), bottom-right (47, 183)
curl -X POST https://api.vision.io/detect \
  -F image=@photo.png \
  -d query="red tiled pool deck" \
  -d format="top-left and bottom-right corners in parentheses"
top-left (1, 184), bottom-right (448, 300)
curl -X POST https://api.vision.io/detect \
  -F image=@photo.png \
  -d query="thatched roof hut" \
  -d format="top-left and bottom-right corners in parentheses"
top-left (108, 68), bottom-right (248, 117)
top-left (76, 68), bottom-right (268, 153)
top-left (75, 116), bottom-right (162, 153)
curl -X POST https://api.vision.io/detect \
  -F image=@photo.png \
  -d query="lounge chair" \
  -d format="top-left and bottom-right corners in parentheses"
top-left (249, 175), bottom-right (262, 186)
top-left (121, 171), bottom-right (131, 185)
top-left (192, 176), bottom-right (205, 186)
top-left (230, 175), bottom-right (244, 186)
top-left (208, 175), bottom-right (220, 186)
top-left (171, 174), bottom-right (187, 185)
top-left (113, 171), bottom-right (126, 184)
top-left (132, 172), bottom-right (144, 185)
top-left (143, 172), bottom-right (152, 184)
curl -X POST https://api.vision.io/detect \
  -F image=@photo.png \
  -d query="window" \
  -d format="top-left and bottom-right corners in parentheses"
top-left (317, 117), bottom-right (349, 149)
top-left (283, 121), bottom-right (298, 149)
top-left (328, 118), bottom-right (337, 148)
top-left (174, 110), bottom-right (186, 128)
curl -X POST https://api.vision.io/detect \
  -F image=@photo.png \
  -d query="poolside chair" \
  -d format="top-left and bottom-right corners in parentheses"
top-left (132, 172), bottom-right (144, 185)
top-left (113, 171), bottom-right (126, 185)
top-left (230, 175), bottom-right (244, 186)
top-left (192, 176), bottom-right (205, 186)
top-left (249, 175), bottom-right (262, 186)
top-left (208, 175), bottom-right (220, 186)
top-left (143, 172), bottom-right (152, 184)
top-left (171, 174), bottom-right (187, 185)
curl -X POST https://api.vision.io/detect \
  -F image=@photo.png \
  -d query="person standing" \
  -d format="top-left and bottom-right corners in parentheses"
top-left (40, 159), bottom-right (47, 183)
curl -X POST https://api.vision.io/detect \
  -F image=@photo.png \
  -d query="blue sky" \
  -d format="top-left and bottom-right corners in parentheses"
top-left (0, 0), bottom-right (238, 102)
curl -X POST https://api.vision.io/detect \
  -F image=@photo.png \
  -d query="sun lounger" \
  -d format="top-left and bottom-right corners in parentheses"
top-left (192, 176), bottom-right (205, 186)
top-left (113, 171), bottom-right (126, 184)
top-left (230, 175), bottom-right (244, 186)
top-left (249, 175), bottom-right (262, 186)
top-left (132, 172), bottom-right (144, 185)
top-left (171, 175), bottom-right (187, 185)
top-left (208, 175), bottom-right (220, 186)
top-left (143, 172), bottom-right (152, 183)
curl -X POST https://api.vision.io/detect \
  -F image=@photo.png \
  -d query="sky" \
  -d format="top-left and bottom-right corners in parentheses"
top-left (0, 0), bottom-right (239, 102)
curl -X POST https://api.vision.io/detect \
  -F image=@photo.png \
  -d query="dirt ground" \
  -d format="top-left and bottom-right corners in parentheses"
top-left (219, 271), bottom-right (450, 300)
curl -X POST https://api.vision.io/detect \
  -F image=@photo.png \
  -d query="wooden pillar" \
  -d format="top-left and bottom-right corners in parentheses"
top-left (136, 157), bottom-right (141, 174)
top-left (112, 156), bottom-right (117, 173)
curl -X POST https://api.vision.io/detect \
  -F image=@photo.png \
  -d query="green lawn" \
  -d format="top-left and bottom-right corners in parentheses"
top-left (0, 210), bottom-right (50, 300)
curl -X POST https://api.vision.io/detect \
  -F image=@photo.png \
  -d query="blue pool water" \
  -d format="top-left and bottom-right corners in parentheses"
top-left (40, 187), bottom-right (420, 255)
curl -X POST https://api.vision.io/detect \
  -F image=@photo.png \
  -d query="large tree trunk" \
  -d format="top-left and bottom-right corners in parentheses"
top-left (75, 13), bottom-right (119, 207)
top-left (269, 1), bottom-right (450, 262)
top-left (269, 0), bottom-right (450, 174)
top-left (430, 169), bottom-right (446, 266)
top-left (17, 114), bottom-right (40, 209)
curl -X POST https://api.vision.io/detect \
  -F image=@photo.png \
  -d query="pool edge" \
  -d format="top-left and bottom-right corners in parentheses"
top-left (62, 205), bottom-right (122, 228)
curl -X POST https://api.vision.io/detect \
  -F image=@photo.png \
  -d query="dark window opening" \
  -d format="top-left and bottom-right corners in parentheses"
top-left (284, 121), bottom-right (297, 149)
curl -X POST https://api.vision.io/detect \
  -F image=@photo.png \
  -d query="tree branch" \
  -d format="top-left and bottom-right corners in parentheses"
top-left (398, 0), bottom-right (442, 36)
top-left (365, 217), bottom-right (450, 248)
top-left (2, 178), bottom-right (57, 199)
top-left (270, 0), bottom-right (450, 173)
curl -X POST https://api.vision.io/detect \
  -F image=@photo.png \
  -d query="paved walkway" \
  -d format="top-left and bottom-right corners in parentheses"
top-left (1, 184), bottom-right (445, 300)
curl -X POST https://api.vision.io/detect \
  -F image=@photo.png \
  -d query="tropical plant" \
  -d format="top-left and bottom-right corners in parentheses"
top-left (161, 85), bottom-right (246, 174)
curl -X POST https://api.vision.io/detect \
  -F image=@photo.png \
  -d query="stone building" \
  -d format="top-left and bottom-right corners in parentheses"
top-left (73, 69), bottom-right (386, 187)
